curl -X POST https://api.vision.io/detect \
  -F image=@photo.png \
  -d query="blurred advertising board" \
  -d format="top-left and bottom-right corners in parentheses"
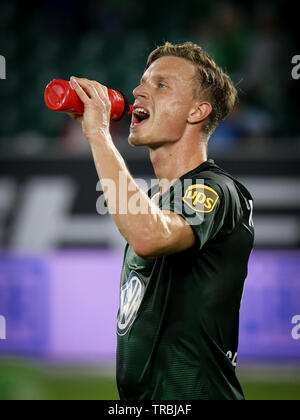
top-left (0, 155), bottom-right (299, 250)
top-left (0, 250), bottom-right (299, 361)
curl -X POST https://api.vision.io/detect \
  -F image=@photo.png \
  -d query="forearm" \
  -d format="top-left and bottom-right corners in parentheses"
top-left (89, 134), bottom-right (169, 253)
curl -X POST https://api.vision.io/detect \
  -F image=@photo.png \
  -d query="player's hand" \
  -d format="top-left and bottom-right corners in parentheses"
top-left (69, 76), bottom-right (112, 141)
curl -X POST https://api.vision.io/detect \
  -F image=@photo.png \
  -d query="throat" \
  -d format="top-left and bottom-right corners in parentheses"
top-left (149, 146), bottom-right (182, 187)
top-left (150, 142), bottom-right (207, 186)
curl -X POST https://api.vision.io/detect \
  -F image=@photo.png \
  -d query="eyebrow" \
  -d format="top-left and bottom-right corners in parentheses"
top-left (140, 74), bottom-right (171, 85)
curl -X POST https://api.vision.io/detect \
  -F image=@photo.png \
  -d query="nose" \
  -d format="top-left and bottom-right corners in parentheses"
top-left (132, 83), bottom-right (149, 100)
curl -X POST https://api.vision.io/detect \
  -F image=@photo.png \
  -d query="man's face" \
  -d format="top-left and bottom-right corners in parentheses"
top-left (128, 56), bottom-right (197, 147)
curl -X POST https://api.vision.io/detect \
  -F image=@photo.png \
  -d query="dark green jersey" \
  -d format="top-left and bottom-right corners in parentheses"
top-left (116, 159), bottom-right (254, 400)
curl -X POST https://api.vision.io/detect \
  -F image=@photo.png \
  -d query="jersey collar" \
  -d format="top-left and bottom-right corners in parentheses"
top-left (147, 159), bottom-right (217, 201)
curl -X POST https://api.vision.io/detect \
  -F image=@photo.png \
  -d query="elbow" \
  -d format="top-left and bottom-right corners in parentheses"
top-left (131, 220), bottom-right (172, 260)
top-left (132, 240), bottom-right (159, 260)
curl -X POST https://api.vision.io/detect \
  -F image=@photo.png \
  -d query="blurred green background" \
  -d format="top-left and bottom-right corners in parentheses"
top-left (0, 358), bottom-right (299, 400)
top-left (0, 0), bottom-right (299, 154)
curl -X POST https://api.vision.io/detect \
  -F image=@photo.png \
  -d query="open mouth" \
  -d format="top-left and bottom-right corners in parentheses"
top-left (131, 107), bottom-right (150, 128)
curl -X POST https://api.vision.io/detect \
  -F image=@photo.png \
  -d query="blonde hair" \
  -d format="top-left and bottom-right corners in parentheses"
top-left (146, 42), bottom-right (237, 136)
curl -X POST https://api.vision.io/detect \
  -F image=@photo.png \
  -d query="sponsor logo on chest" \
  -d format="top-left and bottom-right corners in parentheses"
top-left (117, 271), bottom-right (145, 336)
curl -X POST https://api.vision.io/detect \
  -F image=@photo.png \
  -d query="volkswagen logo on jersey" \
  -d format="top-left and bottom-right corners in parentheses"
top-left (117, 271), bottom-right (145, 336)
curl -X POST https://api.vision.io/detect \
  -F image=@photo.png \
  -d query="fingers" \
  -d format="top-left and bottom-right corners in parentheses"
top-left (70, 77), bottom-right (90, 103)
top-left (92, 83), bottom-right (111, 113)
top-left (70, 77), bottom-right (110, 108)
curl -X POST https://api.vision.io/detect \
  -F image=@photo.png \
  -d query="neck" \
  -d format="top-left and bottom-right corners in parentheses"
top-left (149, 136), bottom-right (208, 195)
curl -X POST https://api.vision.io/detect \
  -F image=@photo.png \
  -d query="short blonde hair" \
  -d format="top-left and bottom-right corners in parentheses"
top-left (146, 41), bottom-right (237, 135)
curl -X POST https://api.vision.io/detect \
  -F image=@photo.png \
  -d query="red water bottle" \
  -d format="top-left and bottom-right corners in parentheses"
top-left (44, 79), bottom-right (133, 121)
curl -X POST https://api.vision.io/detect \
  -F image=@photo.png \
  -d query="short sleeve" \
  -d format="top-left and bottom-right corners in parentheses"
top-left (160, 177), bottom-right (229, 249)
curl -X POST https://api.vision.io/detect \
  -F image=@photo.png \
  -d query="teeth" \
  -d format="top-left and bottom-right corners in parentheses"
top-left (134, 107), bottom-right (149, 115)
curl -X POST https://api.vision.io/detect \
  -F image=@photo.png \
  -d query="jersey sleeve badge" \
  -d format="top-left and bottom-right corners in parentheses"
top-left (182, 184), bottom-right (219, 213)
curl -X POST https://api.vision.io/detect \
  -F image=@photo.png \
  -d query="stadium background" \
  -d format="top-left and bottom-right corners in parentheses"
top-left (0, 0), bottom-right (300, 400)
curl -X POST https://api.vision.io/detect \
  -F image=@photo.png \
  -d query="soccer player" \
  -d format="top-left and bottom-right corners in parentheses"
top-left (67, 42), bottom-right (254, 400)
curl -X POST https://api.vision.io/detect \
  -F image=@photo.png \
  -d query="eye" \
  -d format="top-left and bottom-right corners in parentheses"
top-left (158, 82), bottom-right (166, 89)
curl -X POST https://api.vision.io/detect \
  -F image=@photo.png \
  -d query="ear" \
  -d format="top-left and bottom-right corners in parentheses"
top-left (188, 101), bottom-right (212, 124)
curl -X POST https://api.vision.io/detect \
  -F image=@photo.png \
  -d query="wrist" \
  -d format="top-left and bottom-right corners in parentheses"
top-left (86, 128), bottom-right (112, 145)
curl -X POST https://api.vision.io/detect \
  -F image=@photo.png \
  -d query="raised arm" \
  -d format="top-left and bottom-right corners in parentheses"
top-left (68, 77), bottom-right (195, 259)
